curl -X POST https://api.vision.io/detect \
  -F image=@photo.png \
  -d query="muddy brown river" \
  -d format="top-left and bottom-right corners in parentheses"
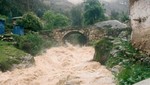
top-left (0, 45), bottom-right (115, 85)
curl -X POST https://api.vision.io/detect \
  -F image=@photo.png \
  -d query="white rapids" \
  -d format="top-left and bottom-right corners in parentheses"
top-left (0, 45), bottom-right (115, 85)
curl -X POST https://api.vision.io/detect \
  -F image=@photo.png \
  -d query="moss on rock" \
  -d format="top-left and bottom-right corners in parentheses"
top-left (93, 37), bottom-right (113, 64)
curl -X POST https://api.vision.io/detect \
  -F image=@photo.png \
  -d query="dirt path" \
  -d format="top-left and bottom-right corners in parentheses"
top-left (0, 45), bottom-right (115, 85)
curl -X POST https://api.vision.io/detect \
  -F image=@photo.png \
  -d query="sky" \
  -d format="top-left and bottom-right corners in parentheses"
top-left (68, 0), bottom-right (113, 4)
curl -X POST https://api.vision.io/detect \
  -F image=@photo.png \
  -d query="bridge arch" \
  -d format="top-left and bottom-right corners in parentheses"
top-left (62, 31), bottom-right (88, 45)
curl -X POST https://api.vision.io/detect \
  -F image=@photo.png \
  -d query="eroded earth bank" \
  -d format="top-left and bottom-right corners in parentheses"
top-left (0, 45), bottom-right (115, 85)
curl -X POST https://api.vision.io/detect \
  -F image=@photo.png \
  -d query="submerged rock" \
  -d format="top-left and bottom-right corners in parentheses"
top-left (12, 55), bottom-right (35, 69)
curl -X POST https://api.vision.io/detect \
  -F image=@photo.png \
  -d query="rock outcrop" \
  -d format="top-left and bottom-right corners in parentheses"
top-left (95, 20), bottom-right (127, 29)
top-left (130, 0), bottom-right (150, 54)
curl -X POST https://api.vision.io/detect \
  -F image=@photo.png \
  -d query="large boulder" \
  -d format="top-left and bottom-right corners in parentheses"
top-left (130, 0), bottom-right (150, 54)
top-left (95, 20), bottom-right (127, 29)
top-left (95, 20), bottom-right (129, 37)
top-left (134, 78), bottom-right (150, 85)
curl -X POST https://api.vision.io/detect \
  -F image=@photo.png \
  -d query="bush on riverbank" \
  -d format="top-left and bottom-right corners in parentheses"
top-left (106, 38), bottom-right (150, 85)
top-left (14, 32), bottom-right (55, 56)
top-left (0, 41), bottom-right (28, 71)
top-left (14, 33), bottom-right (44, 56)
top-left (94, 35), bottom-right (150, 85)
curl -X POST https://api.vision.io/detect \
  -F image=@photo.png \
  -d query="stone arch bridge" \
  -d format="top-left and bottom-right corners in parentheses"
top-left (49, 27), bottom-right (105, 44)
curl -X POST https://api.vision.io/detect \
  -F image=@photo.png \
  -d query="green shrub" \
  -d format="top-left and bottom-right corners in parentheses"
top-left (43, 10), bottom-right (69, 30)
top-left (0, 14), bottom-right (7, 20)
top-left (117, 64), bottom-right (150, 85)
top-left (104, 38), bottom-right (150, 85)
top-left (20, 12), bottom-right (43, 31)
top-left (106, 38), bottom-right (139, 68)
top-left (14, 33), bottom-right (44, 55)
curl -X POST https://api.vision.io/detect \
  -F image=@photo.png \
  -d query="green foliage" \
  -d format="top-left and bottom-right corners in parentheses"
top-left (43, 10), bottom-right (69, 30)
top-left (93, 37), bottom-right (113, 64)
top-left (0, 0), bottom-right (48, 17)
top-left (111, 10), bottom-right (120, 20)
top-left (83, 0), bottom-right (105, 25)
top-left (0, 14), bottom-right (7, 20)
top-left (120, 12), bottom-right (129, 23)
top-left (70, 5), bottom-right (83, 27)
top-left (14, 33), bottom-right (44, 56)
top-left (0, 41), bottom-right (27, 72)
top-left (54, 14), bottom-right (69, 27)
top-left (104, 37), bottom-right (150, 85)
top-left (117, 64), bottom-right (150, 85)
top-left (111, 10), bottom-right (129, 23)
top-left (43, 11), bottom-right (55, 29)
top-left (94, 27), bottom-right (150, 84)
top-left (21, 12), bottom-right (43, 31)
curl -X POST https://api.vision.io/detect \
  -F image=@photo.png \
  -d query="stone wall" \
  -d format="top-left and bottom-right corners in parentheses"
top-left (130, 0), bottom-right (150, 54)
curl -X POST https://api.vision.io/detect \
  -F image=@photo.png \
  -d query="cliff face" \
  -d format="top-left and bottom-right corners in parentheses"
top-left (130, 0), bottom-right (150, 54)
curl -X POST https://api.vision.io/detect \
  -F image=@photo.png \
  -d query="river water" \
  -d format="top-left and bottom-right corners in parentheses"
top-left (0, 45), bottom-right (115, 85)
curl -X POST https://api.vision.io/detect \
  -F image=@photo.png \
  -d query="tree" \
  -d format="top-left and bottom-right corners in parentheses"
top-left (83, 0), bottom-right (105, 25)
top-left (43, 11), bottom-right (55, 30)
top-left (0, 0), bottom-right (48, 17)
top-left (43, 10), bottom-right (69, 30)
top-left (111, 10), bottom-right (120, 20)
top-left (111, 10), bottom-right (129, 23)
top-left (20, 12), bottom-right (43, 31)
top-left (54, 14), bottom-right (69, 28)
top-left (119, 12), bottom-right (129, 23)
top-left (70, 5), bottom-right (83, 27)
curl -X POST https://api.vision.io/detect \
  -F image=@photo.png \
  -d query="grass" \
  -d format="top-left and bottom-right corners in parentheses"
top-left (117, 64), bottom-right (150, 85)
top-left (0, 41), bottom-right (27, 72)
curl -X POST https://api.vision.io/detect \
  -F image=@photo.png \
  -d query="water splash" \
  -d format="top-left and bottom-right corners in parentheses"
top-left (0, 45), bottom-right (115, 85)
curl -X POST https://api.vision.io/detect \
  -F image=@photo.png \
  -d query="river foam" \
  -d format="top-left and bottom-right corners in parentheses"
top-left (0, 45), bottom-right (115, 85)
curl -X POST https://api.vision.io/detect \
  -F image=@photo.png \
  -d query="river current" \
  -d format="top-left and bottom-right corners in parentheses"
top-left (0, 44), bottom-right (115, 85)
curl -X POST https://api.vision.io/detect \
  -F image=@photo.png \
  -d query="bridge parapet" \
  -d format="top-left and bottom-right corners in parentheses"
top-left (51, 27), bottom-right (105, 45)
